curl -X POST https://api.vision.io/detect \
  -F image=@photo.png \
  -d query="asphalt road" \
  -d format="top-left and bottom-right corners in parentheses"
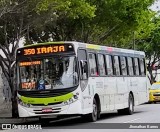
top-left (43, 103), bottom-right (160, 125)
top-left (3, 103), bottom-right (160, 132)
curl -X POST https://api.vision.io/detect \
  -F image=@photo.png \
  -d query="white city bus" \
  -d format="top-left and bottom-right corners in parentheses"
top-left (16, 41), bottom-right (149, 122)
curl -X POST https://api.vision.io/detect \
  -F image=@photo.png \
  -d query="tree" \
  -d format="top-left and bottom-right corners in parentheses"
top-left (24, 0), bottom-right (96, 43)
top-left (85, 0), bottom-right (156, 46)
top-left (0, 0), bottom-right (27, 117)
top-left (26, 0), bottom-right (156, 47)
top-left (137, 17), bottom-right (160, 84)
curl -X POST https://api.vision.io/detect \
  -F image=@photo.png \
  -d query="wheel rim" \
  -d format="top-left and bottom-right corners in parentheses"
top-left (129, 97), bottom-right (134, 112)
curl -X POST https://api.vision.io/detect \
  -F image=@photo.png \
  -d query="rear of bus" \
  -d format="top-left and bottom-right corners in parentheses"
top-left (16, 42), bottom-right (82, 117)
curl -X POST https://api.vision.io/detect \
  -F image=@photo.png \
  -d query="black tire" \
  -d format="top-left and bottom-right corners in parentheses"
top-left (85, 98), bottom-right (98, 122)
top-left (117, 109), bottom-right (125, 115)
top-left (39, 117), bottom-right (50, 125)
top-left (97, 110), bottom-right (101, 119)
top-left (125, 94), bottom-right (134, 115)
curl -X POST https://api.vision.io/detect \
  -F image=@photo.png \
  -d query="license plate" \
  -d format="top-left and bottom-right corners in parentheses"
top-left (42, 108), bottom-right (52, 113)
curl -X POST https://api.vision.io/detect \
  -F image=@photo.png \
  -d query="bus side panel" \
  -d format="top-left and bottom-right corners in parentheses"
top-left (137, 77), bottom-right (149, 104)
top-left (81, 77), bottom-right (105, 114)
top-left (92, 77), bottom-right (106, 111)
top-left (81, 82), bottom-right (93, 114)
top-left (115, 77), bottom-right (128, 109)
top-left (104, 77), bottom-right (117, 111)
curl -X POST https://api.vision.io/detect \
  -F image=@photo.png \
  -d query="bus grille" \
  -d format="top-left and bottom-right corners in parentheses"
top-left (153, 93), bottom-right (160, 96)
top-left (31, 102), bottom-right (63, 106)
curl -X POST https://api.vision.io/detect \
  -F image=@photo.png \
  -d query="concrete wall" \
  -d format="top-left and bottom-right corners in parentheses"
top-left (0, 67), bottom-right (4, 104)
top-left (0, 67), bottom-right (11, 103)
top-left (0, 67), bottom-right (12, 116)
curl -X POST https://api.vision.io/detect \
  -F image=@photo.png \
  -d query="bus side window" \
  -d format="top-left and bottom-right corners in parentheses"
top-left (113, 56), bottom-right (120, 76)
top-left (140, 58), bottom-right (146, 75)
top-left (98, 54), bottom-right (106, 76)
top-left (89, 53), bottom-right (98, 76)
top-left (127, 57), bottom-right (134, 76)
top-left (133, 58), bottom-right (140, 75)
top-left (120, 56), bottom-right (127, 76)
top-left (105, 55), bottom-right (113, 76)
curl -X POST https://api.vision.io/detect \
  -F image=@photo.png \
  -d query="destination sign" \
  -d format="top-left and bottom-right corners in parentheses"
top-left (17, 44), bottom-right (74, 57)
top-left (19, 61), bottom-right (41, 66)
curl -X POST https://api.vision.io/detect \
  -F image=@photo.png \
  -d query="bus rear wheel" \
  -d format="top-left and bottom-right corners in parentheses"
top-left (118, 94), bottom-right (134, 115)
top-left (125, 94), bottom-right (134, 115)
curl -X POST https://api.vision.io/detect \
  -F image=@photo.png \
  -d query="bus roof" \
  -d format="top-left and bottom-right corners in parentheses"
top-left (19, 41), bottom-right (145, 56)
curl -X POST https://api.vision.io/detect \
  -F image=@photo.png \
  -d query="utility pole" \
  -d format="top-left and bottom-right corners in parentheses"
top-left (133, 31), bottom-right (135, 50)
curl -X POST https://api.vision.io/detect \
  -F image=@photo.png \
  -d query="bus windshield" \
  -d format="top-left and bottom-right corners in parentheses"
top-left (19, 56), bottom-right (78, 91)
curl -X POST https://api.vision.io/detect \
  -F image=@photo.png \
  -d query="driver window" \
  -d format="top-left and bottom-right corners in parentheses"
top-left (78, 49), bottom-right (88, 80)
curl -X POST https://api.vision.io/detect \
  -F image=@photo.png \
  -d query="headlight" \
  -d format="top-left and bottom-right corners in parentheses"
top-left (63, 94), bottom-right (79, 105)
top-left (69, 98), bottom-right (74, 103)
top-left (73, 95), bottom-right (78, 99)
top-left (18, 98), bottom-right (30, 108)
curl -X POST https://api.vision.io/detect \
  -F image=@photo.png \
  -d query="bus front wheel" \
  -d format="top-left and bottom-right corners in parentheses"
top-left (39, 117), bottom-right (50, 125)
top-left (84, 98), bottom-right (98, 122)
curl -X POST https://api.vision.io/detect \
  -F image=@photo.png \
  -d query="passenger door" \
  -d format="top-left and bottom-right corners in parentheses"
top-left (78, 49), bottom-right (90, 112)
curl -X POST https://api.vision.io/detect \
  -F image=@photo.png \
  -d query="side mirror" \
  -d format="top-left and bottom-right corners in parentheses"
top-left (80, 60), bottom-right (88, 79)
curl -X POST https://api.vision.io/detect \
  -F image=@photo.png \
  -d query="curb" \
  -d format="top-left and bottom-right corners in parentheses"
top-left (0, 108), bottom-right (12, 118)
top-left (0, 117), bottom-right (39, 124)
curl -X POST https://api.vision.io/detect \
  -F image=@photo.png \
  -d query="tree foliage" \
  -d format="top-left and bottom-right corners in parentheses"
top-left (137, 17), bottom-right (160, 84)
top-left (26, 0), bottom-right (156, 47)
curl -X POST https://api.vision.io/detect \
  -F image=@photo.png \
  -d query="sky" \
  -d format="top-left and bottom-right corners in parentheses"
top-left (150, 0), bottom-right (160, 11)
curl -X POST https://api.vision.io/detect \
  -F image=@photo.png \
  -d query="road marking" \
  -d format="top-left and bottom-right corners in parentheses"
top-left (123, 118), bottom-right (141, 123)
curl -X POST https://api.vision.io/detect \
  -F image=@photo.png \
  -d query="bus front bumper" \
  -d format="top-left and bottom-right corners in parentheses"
top-left (18, 100), bottom-right (82, 117)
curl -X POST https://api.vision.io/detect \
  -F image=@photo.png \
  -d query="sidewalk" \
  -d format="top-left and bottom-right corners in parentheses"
top-left (0, 100), bottom-right (12, 118)
top-left (0, 100), bottom-right (38, 125)
top-left (0, 76), bottom-right (39, 125)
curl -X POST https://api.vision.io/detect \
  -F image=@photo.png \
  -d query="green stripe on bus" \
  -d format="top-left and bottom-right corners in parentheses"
top-left (20, 93), bottom-right (73, 105)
